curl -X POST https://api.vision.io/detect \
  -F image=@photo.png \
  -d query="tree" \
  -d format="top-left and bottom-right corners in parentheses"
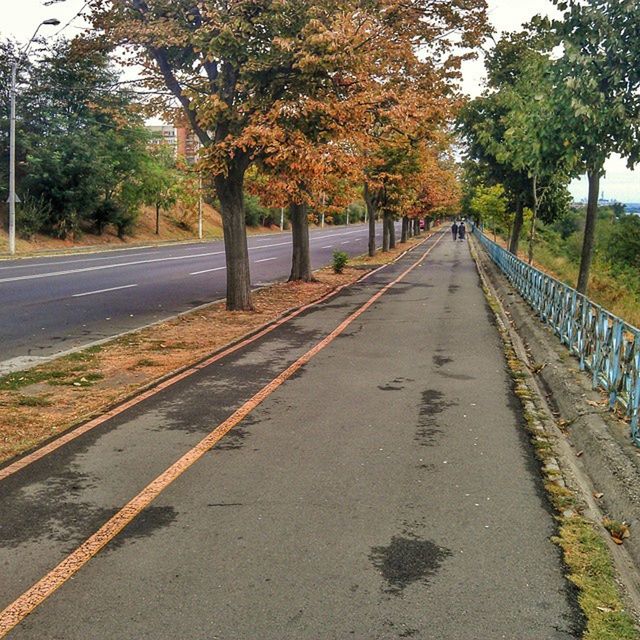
top-left (470, 184), bottom-right (509, 240)
top-left (139, 144), bottom-right (181, 235)
top-left (497, 55), bottom-right (575, 263)
top-left (1, 40), bottom-right (153, 239)
top-left (552, 0), bottom-right (640, 293)
top-left (81, 1), bottom-right (402, 307)
top-left (457, 26), bottom-right (572, 257)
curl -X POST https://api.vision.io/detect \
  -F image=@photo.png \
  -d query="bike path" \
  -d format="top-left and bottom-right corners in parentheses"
top-left (2, 234), bottom-right (581, 638)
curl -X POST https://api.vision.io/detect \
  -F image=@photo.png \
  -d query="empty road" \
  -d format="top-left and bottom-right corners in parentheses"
top-left (0, 223), bottom-right (392, 373)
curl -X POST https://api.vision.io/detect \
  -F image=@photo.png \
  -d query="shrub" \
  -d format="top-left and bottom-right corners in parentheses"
top-left (91, 198), bottom-right (121, 235)
top-left (332, 250), bottom-right (348, 274)
top-left (16, 194), bottom-right (51, 239)
top-left (244, 193), bottom-right (271, 227)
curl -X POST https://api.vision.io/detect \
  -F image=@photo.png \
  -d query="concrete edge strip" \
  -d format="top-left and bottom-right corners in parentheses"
top-left (0, 232), bottom-right (444, 636)
top-left (0, 233), bottom-right (438, 483)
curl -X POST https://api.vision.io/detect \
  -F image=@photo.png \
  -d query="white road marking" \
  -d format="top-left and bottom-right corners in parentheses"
top-left (341, 241), bottom-right (351, 245)
top-left (248, 241), bottom-right (291, 251)
top-left (0, 251), bottom-right (227, 284)
top-left (322, 245), bottom-right (332, 249)
top-left (0, 250), bottom-right (164, 272)
top-left (190, 266), bottom-right (227, 275)
top-left (73, 284), bottom-right (138, 298)
top-left (254, 257), bottom-right (277, 263)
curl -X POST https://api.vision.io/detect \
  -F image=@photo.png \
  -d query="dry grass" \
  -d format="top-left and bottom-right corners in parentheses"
top-left (0, 236), bottom-right (427, 465)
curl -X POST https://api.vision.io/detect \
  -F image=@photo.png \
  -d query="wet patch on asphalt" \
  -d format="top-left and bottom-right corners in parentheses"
top-left (0, 470), bottom-right (116, 548)
top-left (415, 389), bottom-right (454, 447)
top-left (369, 535), bottom-right (452, 595)
top-left (432, 355), bottom-right (453, 367)
top-left (108, 505), bottom-right (178, 550)
top-left (215, 426), bottom-right (250, 451)
top-left (378, 377), bottom-right (415, 392)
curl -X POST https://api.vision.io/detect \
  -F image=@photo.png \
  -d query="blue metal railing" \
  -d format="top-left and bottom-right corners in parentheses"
top-left (475, 229), bottom-right (640, 445)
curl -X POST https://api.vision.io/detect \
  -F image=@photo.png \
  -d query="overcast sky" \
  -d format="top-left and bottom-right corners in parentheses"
top-left (3, 0), bottom-right (639, 203)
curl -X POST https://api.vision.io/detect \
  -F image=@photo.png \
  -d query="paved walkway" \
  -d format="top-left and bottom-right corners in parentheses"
top-left (0, 233), bottom-right (581, 638)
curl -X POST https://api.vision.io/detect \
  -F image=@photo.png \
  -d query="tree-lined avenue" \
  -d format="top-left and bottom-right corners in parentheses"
top-left (0, 223), bottom-right (394, 372)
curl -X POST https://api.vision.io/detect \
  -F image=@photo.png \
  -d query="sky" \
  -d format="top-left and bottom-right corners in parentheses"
top-left (3, 0), bottom-right (640, 203)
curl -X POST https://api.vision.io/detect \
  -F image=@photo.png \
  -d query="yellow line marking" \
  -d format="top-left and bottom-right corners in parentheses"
top-left (0, 233), bottom-right (443, 636)
top-left (0, 235), bottom-right (435, 483)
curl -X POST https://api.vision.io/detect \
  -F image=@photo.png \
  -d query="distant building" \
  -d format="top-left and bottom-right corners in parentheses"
top-left (146, 123), bottom-right (201, 165)
top-left (147, 125), bottom-right (178, 153)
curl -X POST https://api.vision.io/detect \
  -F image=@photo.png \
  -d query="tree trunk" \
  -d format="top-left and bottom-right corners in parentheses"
top-left (424, 217), bottom-right (430, 231)
top-left (214, 158), bottom-right (253, 311)
top-left (364, 182), bottom-right (377, 257)
top-left (413, 218), bottom-right (420, 236)
top-left (577, 170), bottom-right (601, 294)
top-left (401, 216), bottom-right (409, 243)
top-left (388, 215), bottom-right (396, 249)
top-left (382, 213), bottom-right (391, 252)
top-left (289, 201), bottom-right (315, 282)
top-left (155, 204), bottom-right (160, 235)
top-left (528, 176), bottom-right (539, 265)
top-left (509, 194), bottom-right (524, 255)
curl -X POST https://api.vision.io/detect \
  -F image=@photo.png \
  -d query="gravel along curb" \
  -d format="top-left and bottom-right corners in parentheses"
top-left (470, 236), bottom-right (640, 633)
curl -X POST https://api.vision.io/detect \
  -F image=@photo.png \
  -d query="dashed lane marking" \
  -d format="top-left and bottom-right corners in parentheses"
top-left (72, 284), bottom-right (138, 298)
top-left (190, 266), bottom-right (226, 276)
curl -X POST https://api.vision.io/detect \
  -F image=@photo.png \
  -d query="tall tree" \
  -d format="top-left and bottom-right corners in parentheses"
top-left (552, 0), bottom-right (640, 293)
top-left (83, 1), bottom-right (374, 309)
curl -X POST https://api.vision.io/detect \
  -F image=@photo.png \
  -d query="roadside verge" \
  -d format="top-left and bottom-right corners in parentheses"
top-left (0, 233), bottom-right (434, 469)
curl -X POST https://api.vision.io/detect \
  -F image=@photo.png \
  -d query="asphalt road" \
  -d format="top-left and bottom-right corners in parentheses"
top-left (0, 223), bottom-right (392, 373)
top-left (0, 233), bottom-right (581, 639)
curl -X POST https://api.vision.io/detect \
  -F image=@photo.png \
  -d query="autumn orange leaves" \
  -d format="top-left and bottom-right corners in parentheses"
top-left (81, 0), bottom-right (489, 309)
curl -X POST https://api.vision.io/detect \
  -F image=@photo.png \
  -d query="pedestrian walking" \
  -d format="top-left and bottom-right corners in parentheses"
top-left (451, 221), bottom-right (458, 240)
top-left (458, 222), bottom-right (466, 241)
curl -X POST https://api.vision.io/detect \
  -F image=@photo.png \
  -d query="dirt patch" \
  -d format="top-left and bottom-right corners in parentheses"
top-left (0, 236), bottom-right (430, 465)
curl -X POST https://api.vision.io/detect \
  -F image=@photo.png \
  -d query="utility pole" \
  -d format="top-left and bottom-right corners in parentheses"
top-left (197, 173), bottom-right (203, 240)
top-left (8, 62), bottom-right (17, 255)
top-left (321, 192), bottom-right (326, 228)
top-left (280, 207), bottom-right (284, 231)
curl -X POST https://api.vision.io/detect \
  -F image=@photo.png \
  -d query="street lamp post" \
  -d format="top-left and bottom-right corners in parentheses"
top-left (8, 18), bottom-right (60, 255)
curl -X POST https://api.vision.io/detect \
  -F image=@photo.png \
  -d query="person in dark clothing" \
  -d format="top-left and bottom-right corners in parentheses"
top-left (451, 221), bottom-right (458, 240)
top-left (458, 222), bottom-right (466, 240)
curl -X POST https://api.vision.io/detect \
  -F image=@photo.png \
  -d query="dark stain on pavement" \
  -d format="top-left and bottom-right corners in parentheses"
top-left (108, 506), bottom-right (178, 549)
top-left (369, 535), bottom-right (452, 595)
top-left (0, 471), bottom-right (116, 548)
top-left (415, 389), bottom-right (453, 447)
top-left (448, 284), bottom-right (460, 294)
top-left (378, 377), bottom-right (414, 392)
top-left (432, 355), bottom-right (453, 367)
top-left (215, 426), bottom-right (249, 451)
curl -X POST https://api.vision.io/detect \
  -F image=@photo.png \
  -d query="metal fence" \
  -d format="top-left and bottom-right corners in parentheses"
top-left (475, 229), bottom-right (640, 445)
